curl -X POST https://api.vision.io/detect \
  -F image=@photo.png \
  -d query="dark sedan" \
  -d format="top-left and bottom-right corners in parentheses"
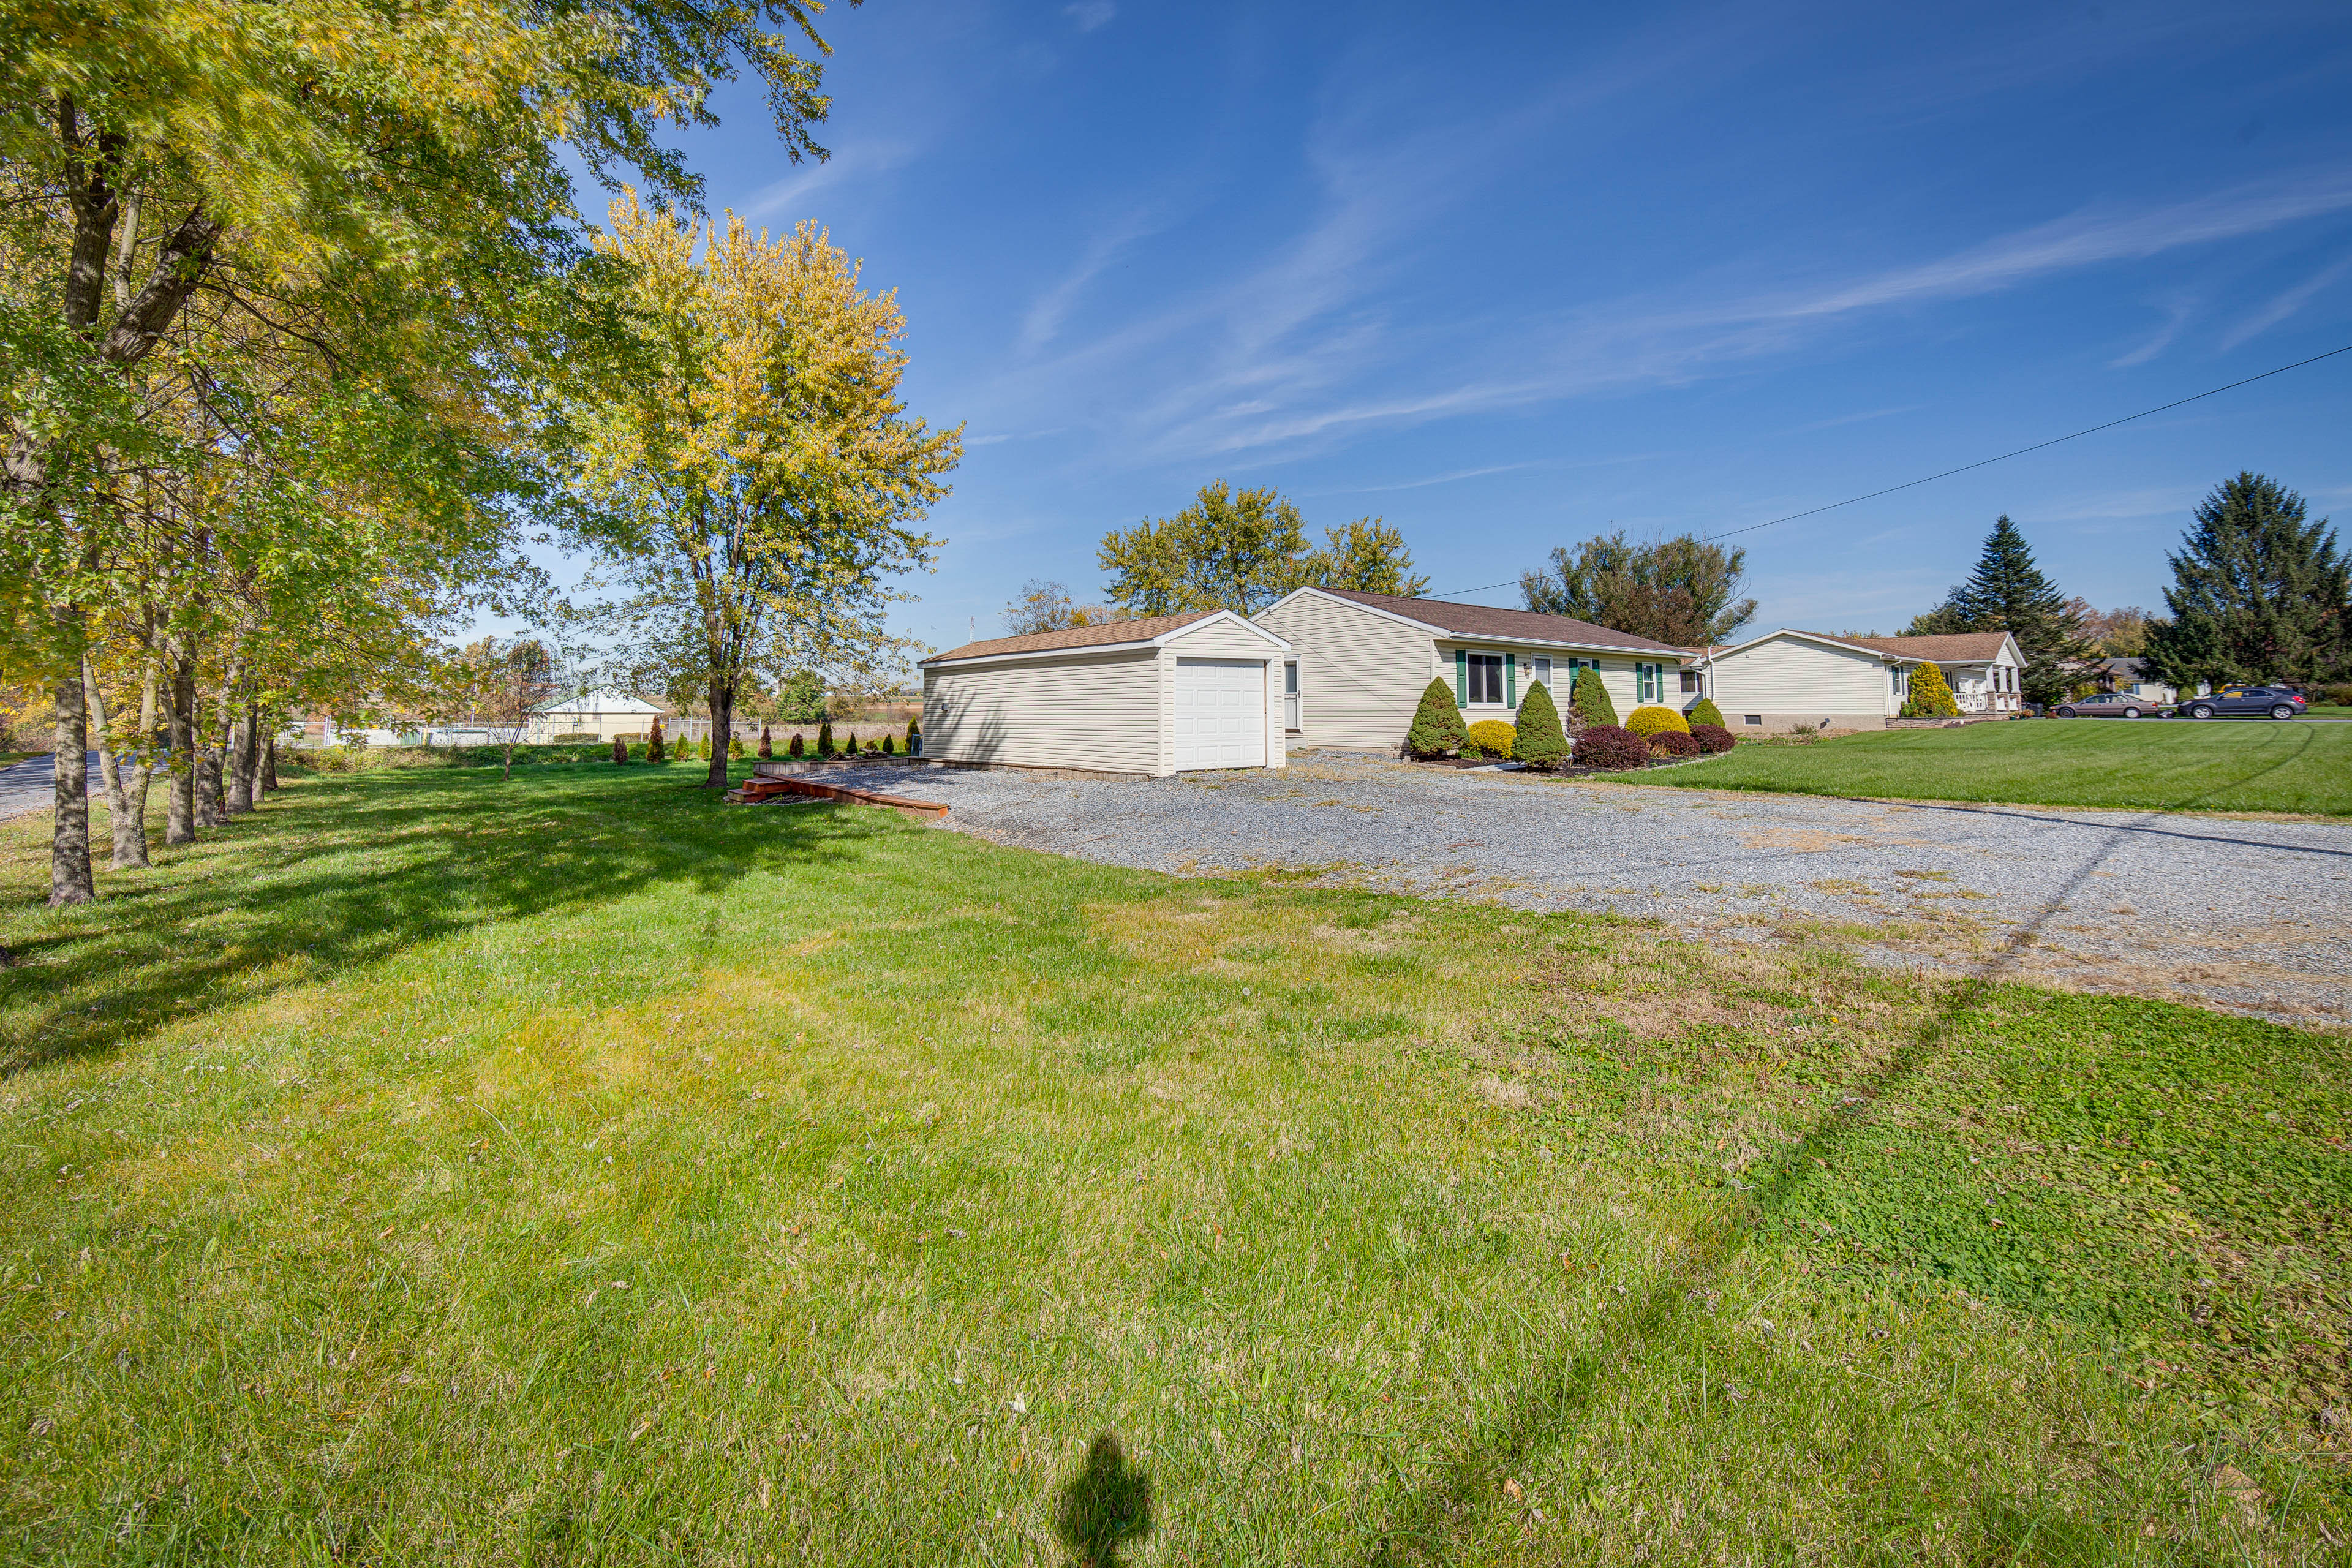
top-left (2177, 686), bottom-right (2309, 720)
top-left (2054, 693), bottom-right (2160, 718)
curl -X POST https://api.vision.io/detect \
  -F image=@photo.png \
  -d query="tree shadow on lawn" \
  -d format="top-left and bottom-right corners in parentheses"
top-left (1356, 824), bottom-right (2226, 1564)
top-left (0, 764), bottom-right (876, 1079)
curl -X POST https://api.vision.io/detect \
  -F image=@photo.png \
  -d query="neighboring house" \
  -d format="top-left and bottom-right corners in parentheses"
top-left (2094, 657), bottom-right (2177, 704)
top-left (918, 610), bottom-right (1290, 777)
top-left (1253, 587), bottom-right (1697, 751)
top-left (1690, 630), bottom-right (1919, 732)
top-left (524, 690), bottom-right (669, 742)
top-left (1691, 629), bottom-right (2026, 728)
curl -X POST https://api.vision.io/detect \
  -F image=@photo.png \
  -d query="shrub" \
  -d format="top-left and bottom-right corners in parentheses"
top-left (1572, 724), bottom-right (1648, 770)
top-left (729, 735), bottom-right (745, 759)
top-left (906, 717), bottom-right (921, 753)
top-left (1687, 696), bottom-right (1726, 728)
top-left (789, 732), bottom-right (804, 758)
top-left (610, 736), bottom-right (627, 765)
top-left (1464, 719), bottom-right (1517, 759)
top-left (758, 726), bottom-right (772, 758)
top-left (1570, 666), bottom-right (1618, 729)
top-left (1512, 680), bottom-right (1570, 769)
top-left (2315, 682), bottom-right (2352, 707)
top-left (880, 734), bottom-right (895, 755)
top-left (1648, 729), bottom-right (1700, 758)
top-left (1901, 660), bottom-right (1961, 718)
top-left (646, 715), bottom-right (666, 763)
top-left (1689, 722), bottom-right (1736, 754)
top-left (816, 722), bottom-right (834, 756)
top-left (1403, 677), bottom-right (1467, 757)
top-left (1624, 704), bottom-right (1689, 737)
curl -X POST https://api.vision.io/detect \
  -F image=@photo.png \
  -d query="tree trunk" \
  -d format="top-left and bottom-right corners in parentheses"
top-left (166, 649), bottom-right (196, 845)
top-left (706, 678), bottom-right (733, 789)
top-left (223, 683), bottom-right (251, 815)
top-left (50, 669), bottom-right (94, 906)
top-left (194, 693), bottom-right (223, 828)
top-left (262, 729), bottom-right (279, 791)
top-left (115, 660), bottom-right (154, 868)
top-left (241, 699), bottom-right (263, 810)
top-left (211, 661), bottom-right (242, 818)
top-left (85, 652), bottom-right (124, 827)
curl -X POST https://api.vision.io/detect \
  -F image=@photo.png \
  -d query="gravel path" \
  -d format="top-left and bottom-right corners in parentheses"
top-left (804, 751), bottom-right (2352, 1028)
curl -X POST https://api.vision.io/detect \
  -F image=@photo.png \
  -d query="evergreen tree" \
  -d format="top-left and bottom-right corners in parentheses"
top-left (1570, 666), bottom-right (1618, 728)
top-left (1403, 679), bottom-right (1466, 757)
top-left (2143, 473), bottom-right (2348, 688)
top-left (758, 726), bottom-right (773, 758)
top-left (1512, 681), bottom-right (1570, 769)
top-left (1918, 516), bottom-right (2098, 705)
top-left (646, 715), bottom-right (666, 763)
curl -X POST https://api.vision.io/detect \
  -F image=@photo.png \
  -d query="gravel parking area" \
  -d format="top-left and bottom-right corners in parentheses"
top-left (805, 750), bottom-right (2352, 1028)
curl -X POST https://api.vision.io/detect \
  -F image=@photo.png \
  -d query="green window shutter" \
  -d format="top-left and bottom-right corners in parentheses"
top-left (1504, 651), bottom-right (1517, 707)
top-left (1453, 648), bottom-right (1467, 706)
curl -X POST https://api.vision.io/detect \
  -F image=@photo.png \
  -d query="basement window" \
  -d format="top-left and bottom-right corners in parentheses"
top-left (1743, 714), bottom-right (1762, 726)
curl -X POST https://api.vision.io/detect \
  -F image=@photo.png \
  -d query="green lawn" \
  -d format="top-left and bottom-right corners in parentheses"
top-left (2, 761), bottom-right (2346, 1563)
top-left (1642, 717), bottom-right (2352, 814)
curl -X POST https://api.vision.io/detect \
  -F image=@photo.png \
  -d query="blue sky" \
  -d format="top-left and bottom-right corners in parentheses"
top-left (641, 0), bottom-right (2352, 652)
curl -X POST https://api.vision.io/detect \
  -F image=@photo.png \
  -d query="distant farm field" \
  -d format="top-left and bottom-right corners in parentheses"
top-left (2, 764), bottom-right (2346, 1562)
top-left (1642, 717), bottom-right (2352, 815)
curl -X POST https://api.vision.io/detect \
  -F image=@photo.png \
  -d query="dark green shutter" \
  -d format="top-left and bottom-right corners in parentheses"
top-left (1453, 648), bottom-right (1467, 705)
top-left (1504, 651), bottom-right (1517, 707)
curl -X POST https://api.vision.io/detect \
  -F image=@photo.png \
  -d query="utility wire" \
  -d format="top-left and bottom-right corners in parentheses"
top-left (1423, 341), bottom-right (2352, 601)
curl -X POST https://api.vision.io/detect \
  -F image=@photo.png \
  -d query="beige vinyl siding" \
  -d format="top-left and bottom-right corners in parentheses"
top-left (1155, 620), bottom-right (1285, 773)
top-left (1704, 637), bottom-right (1891, 727)
top-left (1436, 644), bottom-right (1672, 724)
top-left (922, 648), bottom-right (1163, 774)
top-left (1254, 595), bottom-right (1434, 749)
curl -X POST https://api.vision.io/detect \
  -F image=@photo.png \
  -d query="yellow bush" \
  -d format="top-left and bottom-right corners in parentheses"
top-left (1464, 719), bottom-right (1517, 758)
top-left (1624, 705), bottom-right (1690, 737)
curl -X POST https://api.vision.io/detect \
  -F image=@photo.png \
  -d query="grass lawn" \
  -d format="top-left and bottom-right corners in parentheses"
top-left (2, 761), bottom-right (2347, 1564)
top-left (1640, 717), bottom-right (2352, 815)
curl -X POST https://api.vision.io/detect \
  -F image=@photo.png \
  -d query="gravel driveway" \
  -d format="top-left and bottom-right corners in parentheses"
top-left (810, 750), bottom-right (2352, 1028)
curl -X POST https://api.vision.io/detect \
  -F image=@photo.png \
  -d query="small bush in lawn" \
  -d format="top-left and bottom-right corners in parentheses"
top-left (1570, 666), bottom-right (1618, 729)
top-left (1901, 660), bottom-right (1961, 718)
top-left (610, 736), bottom-right (627, 765)
top-left (1572, 723), bottom-right (1648, 770)
top-left (789, 732), bottom-right (805, 758)
top-left (729, 735), bottom-right (745, 759)
top-left (1648, 729), bottom-right (1700, 758)
top-left (1513, 680), bottom-right (1570, 769)
top-left (1465, 719), bottom-right (1516, 759)
top-left (1404, 677), bottom-right (1468, 757)
top-left (1689, 722), bottom-right (1736, 753)
top-left (1687, 696), bottom-right (1726, 728)
top-left (816, 722), bottom-right (834, 756)
top-left (758, 726), bottom-right (772, 758)
top-left (1625, 704), bottom-right (1689, 737)
top-left (2316, 682), bottom-right (2352, 707)
top-left (881, 734), bottom-right (895, 755)
top-left (646, 715), bottom-right (666, 763)
top-left (906, 717), bottom-right (921, 754)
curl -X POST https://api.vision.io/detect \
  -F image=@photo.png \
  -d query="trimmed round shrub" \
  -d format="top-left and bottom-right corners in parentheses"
top-left (1901, 660), bottom-right (1961, 718)
top-left (1404, 677), bottom-right (1468, 758)
top-left (1570, 666), bottom-right (1618, 729)
top-left (1689, 722), bottom-right (1736, 753)
top-left (1648, 729), bottom-right (1700, 758)
top-left (1625, 704), bottom-right (1690, 737)
top-left (1512, 680), bottom-right (1570, 769)
top-left (880, 734), bottom-right (895, 755)
top-left (816, 721), bottom-right (834, 756)
top-left (789, 732), bottom-right (805, 758)
top-left (758, 726), bottom-right (773, 758)
top-left (1464, 719), bottom-right (1517, 759)
top-left (1572, 723), bottom-right (1648, 770)
top-left (1687, 696), bottom-right (1726, 729)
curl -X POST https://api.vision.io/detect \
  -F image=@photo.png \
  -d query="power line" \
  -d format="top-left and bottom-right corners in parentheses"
top-left (1423, 341), bottom-right (2352, 601)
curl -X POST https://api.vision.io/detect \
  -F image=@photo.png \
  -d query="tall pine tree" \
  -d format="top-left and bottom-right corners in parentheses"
top-left (2143, 473), bottom-right (2348, 689)
top-left (1915, 516), bottom-right (2097, 705)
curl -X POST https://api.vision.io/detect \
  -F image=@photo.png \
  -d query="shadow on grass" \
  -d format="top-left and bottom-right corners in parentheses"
top-left (1359, 826), bottom-right (2145, 1566)
top-left (1057, 1432), bottom-right (1155, 1568)
top-left (0, 763), bottom-right (875, 1079)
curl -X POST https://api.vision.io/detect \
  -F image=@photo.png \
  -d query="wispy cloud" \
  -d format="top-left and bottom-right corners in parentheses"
top-left (2218, 250), bottom-right (2352, 351)
top-left (1065, 1), bottom-right (1115, 33)
top-left (2111, 292), bottom-right (2199, 367)
top-left (742, 140), bottom-right (918, 220)
top-left (1018, 207), bottom-right (1177, 353)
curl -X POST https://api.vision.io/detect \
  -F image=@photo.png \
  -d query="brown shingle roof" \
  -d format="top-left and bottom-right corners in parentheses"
top-left (1313, 588), bottom-right (1692, 654)
top-left (1804, 631), bottom-right (2013, 662)
top-left (924, 610), bottom-right (1219, 664)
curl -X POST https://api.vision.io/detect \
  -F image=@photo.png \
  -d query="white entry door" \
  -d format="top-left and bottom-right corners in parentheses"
top-left (1172, 658), bottom-right (1267, 771)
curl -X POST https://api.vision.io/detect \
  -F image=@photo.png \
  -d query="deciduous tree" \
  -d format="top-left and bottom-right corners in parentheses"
top-left (1521, 533), bottom-right (1755, 646)
top-left (1098, 484), bottom-right (1424, 616)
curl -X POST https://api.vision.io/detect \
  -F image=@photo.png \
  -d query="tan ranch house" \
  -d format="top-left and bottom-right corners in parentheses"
top-left (1691, 629), bottom-right (2024, 730)
top-left (1253, 587), bottom-right (1697, 750)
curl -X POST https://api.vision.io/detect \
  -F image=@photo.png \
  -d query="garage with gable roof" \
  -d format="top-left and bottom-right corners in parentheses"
top-left (918, 610), bottom-right (1291, 777)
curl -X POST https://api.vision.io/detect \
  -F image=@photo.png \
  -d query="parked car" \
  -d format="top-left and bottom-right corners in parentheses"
top-left (2178, 686), bottom-right (2308, 720)
top-left (2053, 694), bottom-right (2160, 718)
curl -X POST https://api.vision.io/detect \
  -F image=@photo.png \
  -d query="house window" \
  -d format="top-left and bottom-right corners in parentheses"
top-left (1531, 657), bottom-right (1553, 688)
top-left (1743, 714), bottom-right (1762, 726)
top-left (1679, 669), bottom-right (1700, 694)
top-left (1466, 652), bottom-right (1506, 704)
top-left (1635, 662), bottom-right (1662, 702)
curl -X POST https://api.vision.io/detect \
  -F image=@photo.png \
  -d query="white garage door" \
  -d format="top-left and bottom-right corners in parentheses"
top-left (1172, 658), bottom-right (1265, 771)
